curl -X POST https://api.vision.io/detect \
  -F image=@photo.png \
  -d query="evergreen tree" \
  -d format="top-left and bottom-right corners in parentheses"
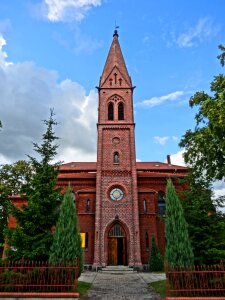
top-left (148, 236), bottom-right (164, 272)
top-left (180, 176), bottom-right (225, 264)
top-left (5, 110), bottom-right (62, 261)
top-left (165, 178), bottom-right (194, 267)
top-left (49, 188), bottom-right (83, 275)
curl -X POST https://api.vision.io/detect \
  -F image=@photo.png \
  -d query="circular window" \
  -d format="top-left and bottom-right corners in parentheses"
top-left (112, 137), bottom-right (120, 144)
top-left (110, 188), bottom-right (124, 201)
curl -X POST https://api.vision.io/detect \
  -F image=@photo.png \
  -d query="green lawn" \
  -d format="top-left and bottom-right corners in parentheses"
top-left (150, 280), bottom-right (166, 300)
top-left (77, 281), bottom-right (92, 298)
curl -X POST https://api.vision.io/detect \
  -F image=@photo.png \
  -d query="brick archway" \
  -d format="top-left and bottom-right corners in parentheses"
top-left (104, 220), bottom-right (130, 266)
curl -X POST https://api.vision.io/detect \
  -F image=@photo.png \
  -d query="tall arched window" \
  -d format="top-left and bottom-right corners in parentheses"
top-left (158, 191), bottom-right (165, 216)
top-left (86, 199), bottom-right (90, 211)
top-left (145, 232), bottom-right (149, 250)
top-left (85, 232), bottom-right (88, 249)
top-left (143, 199), bottom-right (147, 213)
top-left (118, 102), bottom-right (124, 120)
top-left (114, 152), bottom-right (119, 164)
top-left (108, 102), bottom-right (114, 120)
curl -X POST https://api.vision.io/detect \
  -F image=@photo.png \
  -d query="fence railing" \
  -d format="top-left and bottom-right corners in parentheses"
top-left (0, 259), bottom-right (79, 295)
top-left (166, 262), bottom-right (225, 298)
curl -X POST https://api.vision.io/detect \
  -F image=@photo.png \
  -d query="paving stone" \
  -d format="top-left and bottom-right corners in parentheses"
top-left (81, 272), bottom-right (161, 300)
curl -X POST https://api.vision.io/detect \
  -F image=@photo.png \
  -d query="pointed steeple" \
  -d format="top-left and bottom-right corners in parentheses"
top-left (99, 30), bottom-right (132, 88)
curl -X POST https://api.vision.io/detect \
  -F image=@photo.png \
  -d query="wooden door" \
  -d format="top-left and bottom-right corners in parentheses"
top-left (108, 238), bottom-right (117, 265)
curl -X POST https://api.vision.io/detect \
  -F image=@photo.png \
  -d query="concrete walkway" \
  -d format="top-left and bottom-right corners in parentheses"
top-left (79, 271), bottom-right (165, 299)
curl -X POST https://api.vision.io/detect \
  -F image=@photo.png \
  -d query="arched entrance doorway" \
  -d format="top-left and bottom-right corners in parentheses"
top-left (108, 223), bottom-right (127, 265)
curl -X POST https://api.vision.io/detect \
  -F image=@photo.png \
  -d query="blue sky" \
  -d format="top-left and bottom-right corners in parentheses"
top-left (0, 0), bottom-right (224, 179)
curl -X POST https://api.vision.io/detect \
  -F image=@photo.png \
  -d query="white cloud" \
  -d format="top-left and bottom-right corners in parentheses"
top-left (0, 35), bottom-right (97, 164)
top-left (39, 0), bottom-right (102, 22)
top-left (154, 136), bottom-right (169, 146)
top-left (170, 149), bottom-right (186, 166)
top-left (213, 180), bottom-right (225, 199)
top-left (137, 91), bottom-right (184, 108)
top-left (176, 17), bottom-right (219, 48)
top-left (0, 34), bottom-right (8, 65)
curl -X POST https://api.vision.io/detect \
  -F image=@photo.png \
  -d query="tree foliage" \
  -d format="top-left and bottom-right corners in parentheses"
top-left (165, 178), bottom-right (194, 267)
top-left (218, 44), bottom-right (225, 67)
top-left (148, 236), bottom-right (164, 272)
top-left (5, 110), bottom-right (62, 261)
top-left (180, 44), bottom-right (225, 182)
top-left (0, 160), bottom-right (33, 248)
top-left (0, 160), bottom-right (33, 195)
top-left (49, 188), bottom-right (83, 275)
top-left (180, 175), bottom-right (225, 264)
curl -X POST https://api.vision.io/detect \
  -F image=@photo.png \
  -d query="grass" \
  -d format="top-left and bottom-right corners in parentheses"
top-left (77, 281), bottom-right (92, 297)
top-left (150, 280), bottom-right (166, 300)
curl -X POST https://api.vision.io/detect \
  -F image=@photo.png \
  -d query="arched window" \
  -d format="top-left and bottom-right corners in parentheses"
top-left (108, 102), bottom-right (114, 120)
top-left (145, 232), bottom-right (149, 250)
top-left (118, 102), bottom-right (124, 120)
top-left (143, 199), bottom-right (147, 213)
top-left (86, 199), bottom-right (90, 211)
top-left (158, 191), bottom-right (165, 216)
top-left (114, 152), bottom-right (119, 164)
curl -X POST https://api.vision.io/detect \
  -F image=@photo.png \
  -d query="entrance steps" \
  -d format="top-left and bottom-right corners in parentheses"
top-left (100, 266), bottom-right (137, 274)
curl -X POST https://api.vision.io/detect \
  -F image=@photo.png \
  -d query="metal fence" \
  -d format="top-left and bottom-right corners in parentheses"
top-left (0, 259), bottom-right (79, 294)
top-left (166, 263), bottom-right (225, 298)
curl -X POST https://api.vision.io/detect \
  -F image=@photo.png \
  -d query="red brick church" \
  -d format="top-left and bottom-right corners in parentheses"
top-left (8, 30), bottom-right (187, 269)
top-left (57, 30), bottom-right (187, 269)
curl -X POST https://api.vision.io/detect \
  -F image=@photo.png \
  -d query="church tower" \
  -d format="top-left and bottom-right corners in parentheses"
top-left (93, 30), bottom-right (142, 268)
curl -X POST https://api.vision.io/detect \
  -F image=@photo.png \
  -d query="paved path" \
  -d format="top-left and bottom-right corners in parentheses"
top-left (80, 272), bottom-right (163, 300)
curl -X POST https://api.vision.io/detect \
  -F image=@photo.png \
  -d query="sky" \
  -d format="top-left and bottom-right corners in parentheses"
top-left (0, 0), bottom-right (225, 197)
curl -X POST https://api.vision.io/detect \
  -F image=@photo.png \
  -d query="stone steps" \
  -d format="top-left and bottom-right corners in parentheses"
top-left (100, 265), bottom-right (137, 274)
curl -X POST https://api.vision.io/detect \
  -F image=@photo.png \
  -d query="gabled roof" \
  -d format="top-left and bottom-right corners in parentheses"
top-left (99, 31), bottom-right (132, 87)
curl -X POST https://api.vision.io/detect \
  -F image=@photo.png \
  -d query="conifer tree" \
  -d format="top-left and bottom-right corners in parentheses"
top-left (165, 178), bottom-right (194, 267)
top-left (49, 188), bottom-right (83, 275)
top-left (180, 176), bottom-right (225, 264)
top-left (148, 236), bottom-right (164, 272)
top-left (5, 110), bottom-right (61, 261)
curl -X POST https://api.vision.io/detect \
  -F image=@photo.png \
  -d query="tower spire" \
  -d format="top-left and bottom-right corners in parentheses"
top-left (99, 30), bottom-right (131, 88)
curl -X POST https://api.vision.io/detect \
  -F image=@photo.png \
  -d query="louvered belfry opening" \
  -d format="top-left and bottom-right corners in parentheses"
top-left (118, 102), bottom-right (124, 120)
top-left (108, 102), bottom-right (114, 120)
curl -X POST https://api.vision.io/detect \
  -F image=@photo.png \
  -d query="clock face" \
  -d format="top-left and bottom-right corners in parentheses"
top-left (110, 188), bottom-right (124, 201)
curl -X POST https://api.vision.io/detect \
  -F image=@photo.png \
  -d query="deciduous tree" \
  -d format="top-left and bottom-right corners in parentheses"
top-left (0, 160), bottom-right (33, 251)
top-left (180, 45), bottom-right (225, 182)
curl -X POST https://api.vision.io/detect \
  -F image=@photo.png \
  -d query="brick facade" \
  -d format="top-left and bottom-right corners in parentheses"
top-left (7, 31), bottom-right (188, 268)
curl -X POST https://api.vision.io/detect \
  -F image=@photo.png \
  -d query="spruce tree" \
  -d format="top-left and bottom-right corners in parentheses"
top-left (5, 110), bottom-right (62, 261)
top-left (165, 178), bottom-right (194, 267)
top-left (180, 176), bottom-right (225, 264)
top-left (49, 188), bottom-right (83, 275)
top-left (149, 236), bottom-right (164, 272)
